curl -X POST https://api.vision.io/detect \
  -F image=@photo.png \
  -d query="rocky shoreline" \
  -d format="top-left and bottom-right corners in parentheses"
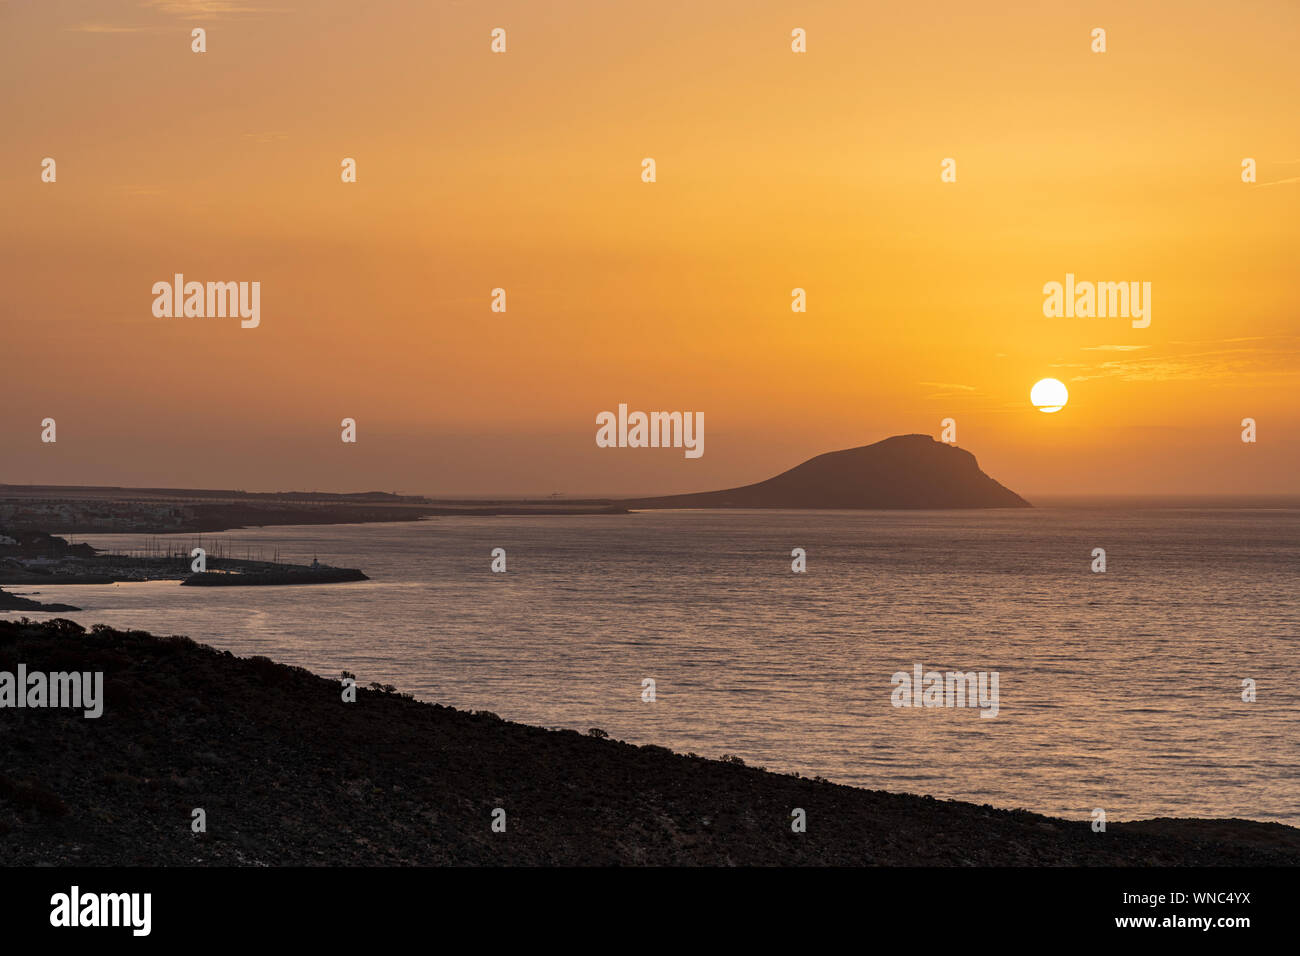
top-left (2, 617), bottom-right (1296, 867)
top-left (0, 590), bottom-right (80, 613)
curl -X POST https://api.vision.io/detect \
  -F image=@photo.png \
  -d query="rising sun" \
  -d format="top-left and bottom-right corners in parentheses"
top-left (1031, 378), bottom-right (1068, 413)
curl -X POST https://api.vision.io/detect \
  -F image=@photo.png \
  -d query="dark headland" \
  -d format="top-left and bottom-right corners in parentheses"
top-left (3, 618), bottom-right (1294, 866)
top-left (626, 435), bottom-right (1030, 510)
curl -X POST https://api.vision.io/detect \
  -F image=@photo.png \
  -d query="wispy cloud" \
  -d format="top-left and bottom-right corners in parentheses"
top-left (68, 23), bottom-right (156, 33)
top-left (143, 1), bottom-right (285, 16)
top-left (70, 2), bottom-right (285, 36)
top-left (1082, 345), bottom-right (1148, 352)
top-left (918, 381), bottom-right (980, 400)
top-left (1066, 337), bottom-right (1300, 383)
top-left (1252, 159), bottom-right (1300, 186)
top-left (114, 185), bottom-right (168, 197)
top-left (1169, 336), bottom-right (1266, 346)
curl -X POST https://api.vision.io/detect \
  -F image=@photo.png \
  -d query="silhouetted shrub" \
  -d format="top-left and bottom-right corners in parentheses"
top-left (42, 618), bottom-right (86, 638)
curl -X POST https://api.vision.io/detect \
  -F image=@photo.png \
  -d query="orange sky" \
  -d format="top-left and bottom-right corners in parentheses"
top-left (2, 0), bottom-right (1297, 497)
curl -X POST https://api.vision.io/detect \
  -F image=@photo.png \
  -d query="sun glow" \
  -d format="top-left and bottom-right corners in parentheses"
top-left (1031, 378), bottom-right (1069, 413)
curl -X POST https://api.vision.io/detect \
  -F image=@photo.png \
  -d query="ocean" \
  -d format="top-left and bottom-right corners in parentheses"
top-left (9, 509), bottom-right (1298, 825)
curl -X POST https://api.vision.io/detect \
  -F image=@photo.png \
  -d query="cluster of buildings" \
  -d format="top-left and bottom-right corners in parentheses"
top-left (0, 499), bottom-right (193, 532)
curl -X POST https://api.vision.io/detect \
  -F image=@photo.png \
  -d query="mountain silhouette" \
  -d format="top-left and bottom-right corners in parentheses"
top-left (626, 434), bottom-right (1030, 509)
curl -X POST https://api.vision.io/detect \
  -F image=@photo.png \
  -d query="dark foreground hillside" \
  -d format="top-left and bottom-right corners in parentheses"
top-left (2, 618), bottom-right (1296, 866)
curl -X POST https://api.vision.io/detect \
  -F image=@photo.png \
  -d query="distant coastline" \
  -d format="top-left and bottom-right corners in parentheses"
top-left (4, 454), bottom-right (1294, 544)
top-left (1, 435), bottom-right (1033, 535)
top-left (1024, 494), bottom-right (1300, 510)
top-left (0, 486), bottom-right (628, 535)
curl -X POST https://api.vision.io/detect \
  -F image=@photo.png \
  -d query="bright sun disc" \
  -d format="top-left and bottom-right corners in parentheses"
top-left (1031, 378), bottom-right (1068, 413)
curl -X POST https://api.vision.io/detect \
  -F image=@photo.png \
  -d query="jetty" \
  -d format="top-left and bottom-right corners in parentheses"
top-left (182, 565), bottom-right (367, 586)
top-left (0, 532), bottom-right (366, 590)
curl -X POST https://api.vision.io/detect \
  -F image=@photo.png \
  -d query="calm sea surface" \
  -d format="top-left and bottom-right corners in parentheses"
top-left (9, 509), bottom-right (1298, 825)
